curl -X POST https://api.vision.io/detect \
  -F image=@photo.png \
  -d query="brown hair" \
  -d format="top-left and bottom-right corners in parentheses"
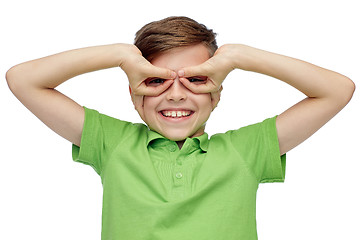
top-left (134, 16), bottom-right (217, 61)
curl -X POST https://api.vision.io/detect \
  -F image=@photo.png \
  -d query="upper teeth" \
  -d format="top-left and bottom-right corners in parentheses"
top-left (162, 110), bottom-right (191, 117)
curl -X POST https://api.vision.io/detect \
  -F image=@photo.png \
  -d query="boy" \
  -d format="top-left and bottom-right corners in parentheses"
top-left (6, 16), bottom-right (355, 239)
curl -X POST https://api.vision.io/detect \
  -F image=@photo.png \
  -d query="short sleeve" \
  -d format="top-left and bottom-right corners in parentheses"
top-left (72, 107), bottom-right (141, 175)
top-left (72, 107), bottom-right (104, 175)
top-left (227, 116), bottom-right (286, 183)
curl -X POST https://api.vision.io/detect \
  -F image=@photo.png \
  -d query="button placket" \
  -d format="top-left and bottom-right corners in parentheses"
top-left (174, 152), bottom-right (186, 183)
top-left (176, 155), bottom-right (184, 166)
top-left (173, 161), bottom-right (184, 187)
top-left (168, 149), bottom-right (185, 200)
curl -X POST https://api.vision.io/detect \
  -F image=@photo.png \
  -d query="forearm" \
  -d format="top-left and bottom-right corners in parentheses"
top-left (234, 44), bottom-right (355, 154)
top-left (233, 44), bottom-right (355, 104)
top-left (6, 43), bottom-right (125, 90)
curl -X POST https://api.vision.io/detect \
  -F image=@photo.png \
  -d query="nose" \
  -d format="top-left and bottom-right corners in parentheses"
top-left (166, 78), bottom-right (188, 102)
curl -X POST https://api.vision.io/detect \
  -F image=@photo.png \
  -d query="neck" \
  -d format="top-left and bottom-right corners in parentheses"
top-left (176, 140), bottom-right (185, 149)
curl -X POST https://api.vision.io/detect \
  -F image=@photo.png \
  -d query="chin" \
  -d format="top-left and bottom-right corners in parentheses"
top-left (162, 127), bottom-right (205, 141)
top-left (162, 132), bottom-right (189, 142)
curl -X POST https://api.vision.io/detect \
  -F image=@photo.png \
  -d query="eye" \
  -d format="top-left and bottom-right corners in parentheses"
top-left (145, 78), bottom-right (166, 87)
top-left (187, 76), bottom-right (207, 84)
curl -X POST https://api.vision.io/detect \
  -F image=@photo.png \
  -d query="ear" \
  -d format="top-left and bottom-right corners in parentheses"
top-left (211, 85), bottom-right (223, 111)
top-left (129, 85), bottom-right (135, 108)
top-left (129, 85), bottom-right (146, 122)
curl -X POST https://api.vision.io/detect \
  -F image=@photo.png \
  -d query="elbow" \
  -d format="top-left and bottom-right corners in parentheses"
top-left (336, 76), bottom-right (355, 106)
top-left (344, 76), bottom-right (355, 102)
top-left (5, 66), bottom-right (19, 93)
top-left (6, 64), bottom-right (30, 94)
top-left (350, 78), bottom-right (356, 94)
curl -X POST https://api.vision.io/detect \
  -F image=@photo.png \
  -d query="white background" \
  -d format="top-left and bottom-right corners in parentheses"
top-left (1, 0), bottom-right (359, 239)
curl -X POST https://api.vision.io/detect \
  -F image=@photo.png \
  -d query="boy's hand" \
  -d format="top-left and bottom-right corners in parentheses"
top-left (177, 44), bottom-right (238, 94)
top-left (119, 44), bottom-right (176, 96)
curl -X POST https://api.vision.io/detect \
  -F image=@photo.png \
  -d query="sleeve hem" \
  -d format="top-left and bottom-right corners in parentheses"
top-left (260, 116), bottom-right (286, 183)
top-left (71, 106), bottom-right (102, 175)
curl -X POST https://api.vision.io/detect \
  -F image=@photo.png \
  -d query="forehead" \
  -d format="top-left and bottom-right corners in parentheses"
top-left (150, 44), bottom-right (210, 71)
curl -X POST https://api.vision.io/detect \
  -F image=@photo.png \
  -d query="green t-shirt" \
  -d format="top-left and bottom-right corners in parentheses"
top-left (72, 107), bottom-right (286, 240)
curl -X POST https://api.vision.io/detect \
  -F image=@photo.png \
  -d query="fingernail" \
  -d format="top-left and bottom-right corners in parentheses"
top-left (171, 71), bottom-right (177, 79)
top-left (178, 70), bottom-right (184, 77)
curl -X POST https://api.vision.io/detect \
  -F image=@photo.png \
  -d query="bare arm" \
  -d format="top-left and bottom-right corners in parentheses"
top-left (178, 44), bottom-right (355, 155)
top-left (234, 45), bottom-right (355, 155)
top-left (6, 44), bottom-right (175, 146)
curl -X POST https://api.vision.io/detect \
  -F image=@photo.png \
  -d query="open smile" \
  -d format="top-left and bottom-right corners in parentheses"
top-left (159, 110), bottom-right (194, 119)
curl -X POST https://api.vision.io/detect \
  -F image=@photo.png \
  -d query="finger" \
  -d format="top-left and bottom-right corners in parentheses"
top-left (143, 61), bottom-right (177, 80)
top-left (178, 61), bottom-right (212, 79)
top-left (137, 79), bottom-right (174, 96)
top-left (179, 77), bottom-right (218, 94)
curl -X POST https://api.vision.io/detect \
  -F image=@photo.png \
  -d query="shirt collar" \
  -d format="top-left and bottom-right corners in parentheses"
top-left (193, 133), bottom-right (209, 152)
top-left (146, 130), bottom-right (165, 146)
top-left (146, 130), bottom-right (209, 152)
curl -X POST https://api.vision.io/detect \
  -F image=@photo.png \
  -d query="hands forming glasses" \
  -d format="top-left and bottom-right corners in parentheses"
top-left (120, 44), bottom-right (236, 112)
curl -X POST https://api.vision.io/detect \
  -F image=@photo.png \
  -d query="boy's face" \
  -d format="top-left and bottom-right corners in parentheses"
top-left (134, 44), bottom-right (219, 141)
